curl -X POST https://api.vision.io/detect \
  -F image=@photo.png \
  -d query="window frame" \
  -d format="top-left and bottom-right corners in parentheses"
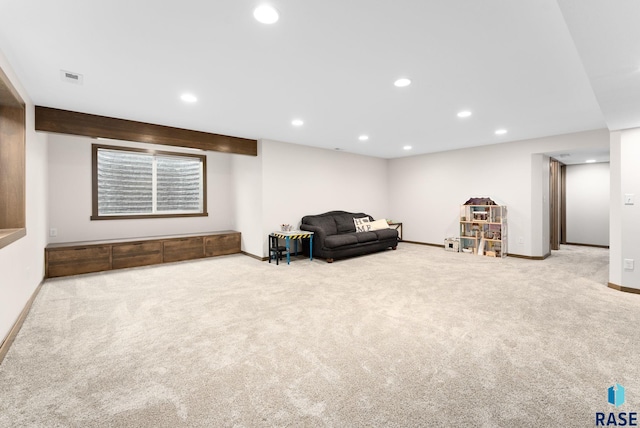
top-left (91, 144), bottom-right (208, 220)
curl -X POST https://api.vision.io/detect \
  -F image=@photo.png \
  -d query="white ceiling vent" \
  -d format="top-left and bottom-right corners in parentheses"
top-left (60, 70), bottom-right (83, 85)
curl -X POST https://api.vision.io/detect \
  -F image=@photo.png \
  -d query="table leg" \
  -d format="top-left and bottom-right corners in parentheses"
top-left (286, 236), bottom-right (291, 265)
top-left (310, 235), bottom-right (313, 261)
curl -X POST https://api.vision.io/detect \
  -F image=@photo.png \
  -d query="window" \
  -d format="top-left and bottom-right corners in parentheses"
top-left (92, 144), bottom-right (207, 220)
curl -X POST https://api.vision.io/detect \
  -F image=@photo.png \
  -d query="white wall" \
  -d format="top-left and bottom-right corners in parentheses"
top-left (620, 132), bottom-right (640, 289)
top-left (565, 163), bottom-right (610, 246)
top-left (231, 141), bottom-right (264, 256)
top-left (47, 134), bottom-right (391, 260)
top-left (532, 154), bottom-right (551, 257)
top-left (388, 129), bottom-right (609, 257)
top-left (0, 50), bottom-right (48, 345)
top-left (610, 129), bottom-right (640, 290)
top-left (609, 132), bottom-right (622, 286)
top-left (256, 140), bottom-right (389, 257)
top-left (47, 134), bottom-right (235, 243)
top-left (261, 140), bottom-right (389, 227)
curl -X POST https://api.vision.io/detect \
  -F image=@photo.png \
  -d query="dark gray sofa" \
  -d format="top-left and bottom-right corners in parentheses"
top-left (300, 211), bottom-right (398, 262)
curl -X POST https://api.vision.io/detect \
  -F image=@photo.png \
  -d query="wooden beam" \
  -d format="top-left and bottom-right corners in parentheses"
top-left (35, 106), bottom-right (257, 156)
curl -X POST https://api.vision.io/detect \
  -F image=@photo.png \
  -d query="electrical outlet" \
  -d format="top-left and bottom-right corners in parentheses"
top-left (519, 237), bottom-right (524, 244)
top-left (624, 194), bottom-right (634, 205)
top-left (624, 259), bottom-right (634, 271)
top-left (49, 228), bottom-right (57, 237)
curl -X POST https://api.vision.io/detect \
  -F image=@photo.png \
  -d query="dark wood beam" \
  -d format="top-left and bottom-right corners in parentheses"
top-left (35, 106), bottom-right (257, 156)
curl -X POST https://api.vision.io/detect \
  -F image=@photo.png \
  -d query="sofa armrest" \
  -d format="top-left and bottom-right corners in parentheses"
top-left (300, 224), bottom-right (327, 241)
top-left (300, 224), bottom-right (328, 256)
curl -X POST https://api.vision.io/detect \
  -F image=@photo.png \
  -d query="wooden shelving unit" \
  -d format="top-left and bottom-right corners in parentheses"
top-left (459, 204), bottom-right (507, 257)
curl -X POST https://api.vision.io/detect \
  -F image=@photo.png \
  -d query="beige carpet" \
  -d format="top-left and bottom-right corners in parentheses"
top-left (0, 244), bottom-right (638, 427)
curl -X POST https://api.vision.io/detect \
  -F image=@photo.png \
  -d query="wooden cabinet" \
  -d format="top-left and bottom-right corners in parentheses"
top-left (112, 241), bottom-right (163, 269)
top-left (163, 237), bottom-right (204, 262)
top-left (205, 233), bottom-right (241, 257)
top-left (460, 204), bottom-right (507, 257)
top-left (45, 231), bottom-right (241, 278)
top-left (46, 245), bottom-right (111, 278)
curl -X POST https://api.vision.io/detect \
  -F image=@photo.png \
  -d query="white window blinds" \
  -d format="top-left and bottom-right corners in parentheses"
top-left (96, 147), bottom-right (204, 217)
top-left (156, 155), bottom-right (202, 212)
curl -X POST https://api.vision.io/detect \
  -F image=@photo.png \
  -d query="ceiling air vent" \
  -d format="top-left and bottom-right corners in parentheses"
top-left (60, 70), bottom-right (83, 85)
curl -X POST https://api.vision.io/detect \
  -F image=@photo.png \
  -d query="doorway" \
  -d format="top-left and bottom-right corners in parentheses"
top-left (549, 158), bottom-right (566, 251)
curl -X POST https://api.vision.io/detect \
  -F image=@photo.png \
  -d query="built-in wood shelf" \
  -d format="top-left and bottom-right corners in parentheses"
top-left (0, 228), bottom-right (26, 249)
top-left (0, 65), bottom-right (26, 250)
top-left (45, 231), bottom-right (241, 278)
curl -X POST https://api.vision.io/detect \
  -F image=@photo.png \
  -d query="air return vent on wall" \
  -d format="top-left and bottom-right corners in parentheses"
top-left (60, 70), bottom-right (83, 85)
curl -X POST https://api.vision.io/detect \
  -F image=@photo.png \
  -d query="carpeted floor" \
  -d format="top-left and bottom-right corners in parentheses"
top-left (0, 243), bottom-right (638, 427)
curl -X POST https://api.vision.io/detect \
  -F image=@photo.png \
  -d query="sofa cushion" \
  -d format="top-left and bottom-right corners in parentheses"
top-left (353, 216), bottom-right (370, 232)
top-left (355, 223), bottom-right (372, 233)
top-left (355, 231), bottom-right (377, 243)
top-left (369, 219), bottom-right (389, 230)
top-left (373, 228), bottom-right (398, 241)
top-left (334, 214), bottom-right (358, 233)
top-left (325, 233), bottom-right (358, 249)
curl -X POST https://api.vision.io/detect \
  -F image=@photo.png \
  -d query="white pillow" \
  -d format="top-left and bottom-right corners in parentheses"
top-left (369, 219), bottom-right (390, 230)
top-left (353, 217), bottom-right (371, 232)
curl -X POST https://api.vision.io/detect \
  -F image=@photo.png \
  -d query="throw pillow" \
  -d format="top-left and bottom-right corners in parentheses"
top-left (369, 219), bottom-right (390, 230)
top-left (353, 217), bottom-right (371, 232)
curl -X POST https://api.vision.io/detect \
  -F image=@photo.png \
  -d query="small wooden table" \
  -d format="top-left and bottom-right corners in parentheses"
top-left (270, 231), bottom-right (314, 265)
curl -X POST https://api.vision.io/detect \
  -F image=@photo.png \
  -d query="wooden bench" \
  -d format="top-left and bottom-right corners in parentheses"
top-left (45, 231), bottom-right (241, 278)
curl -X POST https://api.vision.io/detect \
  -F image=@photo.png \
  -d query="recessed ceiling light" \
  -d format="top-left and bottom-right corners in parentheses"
top-left (180, 93), bottom-right (197, 103)
top-left (585, 159), bottom-right (596, 163)
top-left (403, 145), bottom-right (412, 150)
top-left (457, 111), bottom-right (472, 118)
top-left (291, 119), bottom-right (304, 126)
top-left (253, 5), bottom-right (279, 24)
top-left (495, 129), bottom-right (507, 135)
top-left (358, 135), bottom-right (369, 141)
top-left (394, 78), bottom-right (411, 87)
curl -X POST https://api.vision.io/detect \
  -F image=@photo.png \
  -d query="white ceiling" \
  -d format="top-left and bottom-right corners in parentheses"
top-left (0, 0), bottom-right (636, 159)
